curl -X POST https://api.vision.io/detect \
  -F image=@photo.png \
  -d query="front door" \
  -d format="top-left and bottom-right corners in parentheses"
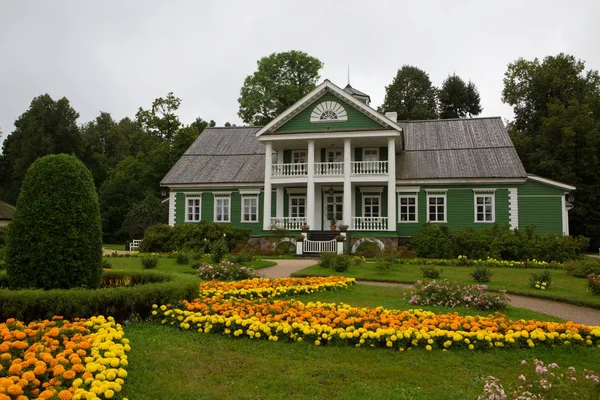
top-left (324, 194), bottom-right (343, 229)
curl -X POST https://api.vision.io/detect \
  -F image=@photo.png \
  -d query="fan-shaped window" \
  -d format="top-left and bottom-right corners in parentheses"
top-left (310, 101), bottom-right (348, 123)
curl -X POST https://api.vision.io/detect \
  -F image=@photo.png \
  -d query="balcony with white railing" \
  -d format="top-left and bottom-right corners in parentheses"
top-left (351, 217), bottom-right (388, 231)
top-left (270, 217), bottom-right (307, 230)
top-left (351, 161), bottom-right (388, 175)
top-left (272, 163), bottom-right (307, 177)
top-left (315, 162), bottom-right (344, 176)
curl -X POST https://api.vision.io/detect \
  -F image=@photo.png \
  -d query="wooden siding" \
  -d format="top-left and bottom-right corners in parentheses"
top-left (518, 180), bottom-right (564, 234)
top-left (275, 93), bottom-right (386, 133)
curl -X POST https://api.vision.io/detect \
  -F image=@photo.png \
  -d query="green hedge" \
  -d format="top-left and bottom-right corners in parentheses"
top-left (0, 270), bottom-right (200, 322)
top-left (140, 222), bottom-right (251, 253)
top-left (409, 224), bottom-right (589, 262)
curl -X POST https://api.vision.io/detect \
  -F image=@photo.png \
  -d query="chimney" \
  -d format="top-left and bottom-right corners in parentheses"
top-left (385, 112), bottom-right (398, 123)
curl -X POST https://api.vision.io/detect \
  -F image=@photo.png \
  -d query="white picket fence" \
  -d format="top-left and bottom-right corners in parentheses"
top-left (303, 239), bottom-right (336, 253)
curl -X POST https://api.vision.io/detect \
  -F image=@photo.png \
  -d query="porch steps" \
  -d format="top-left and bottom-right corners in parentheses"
top-left (307, 231), bottom-right (338, 242)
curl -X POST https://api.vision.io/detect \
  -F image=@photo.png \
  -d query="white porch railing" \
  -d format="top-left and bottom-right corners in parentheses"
top-left (270, 217), bottom-right (306, 230)
top-left (303, 239), bottom-right (336, 253)
top-left (272, 163), bottom-right (307, 177)
top-left (351, 217), bottom-right (388, 231)
top-left (351, 161), bottom-right (388, 175)
top-left (315, 162), bottom-right (344, 176)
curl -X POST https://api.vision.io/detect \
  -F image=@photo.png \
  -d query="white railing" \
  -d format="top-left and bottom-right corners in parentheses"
top-left (272, 163), bottom-right (307, 177)
top-left (303, 239), bottom-right (336, 253)
top-left (351, 217), bottom-right (388, 231)
top-left (315, 162), bottom-right (344, 176)
top-left (270, 217), bottom-right (306, 230)
top-left (352, 161), bottom-right (388, 175)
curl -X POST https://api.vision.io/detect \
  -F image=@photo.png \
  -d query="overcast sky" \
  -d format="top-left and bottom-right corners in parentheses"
top-left (1, 1), bottom-right (599, 151)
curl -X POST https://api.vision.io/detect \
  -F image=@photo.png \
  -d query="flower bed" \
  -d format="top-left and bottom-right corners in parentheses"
top-left (199, 276), bottom-right (356, 299)
top-left (153, 277), bottom-right (600, 352)
top-left (398, 256), bottom-right (564, 270)
top-left (0, 315), bottom-right (129, 399)
top-left (406, 279), bottom-right (509, 311)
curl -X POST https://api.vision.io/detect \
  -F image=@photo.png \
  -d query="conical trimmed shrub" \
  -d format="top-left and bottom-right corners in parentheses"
top-left (6, 154), bottom-right (102, 289)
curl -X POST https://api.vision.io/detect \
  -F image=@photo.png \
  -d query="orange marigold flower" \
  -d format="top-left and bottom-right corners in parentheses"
top-left (21, 371), bottom-right (35, 382)
top-left (33, 365), bottom-right (47, 375)
top-left (62, 370), bottom-right (76, 380)
top-left (6, 385), bottom-right (23, 396)
top-left (58, 389), bottom-right (72, 400)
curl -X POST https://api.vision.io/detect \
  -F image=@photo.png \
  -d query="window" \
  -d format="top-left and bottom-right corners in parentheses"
top-left (475, 193), bottom-right (495, 223)
top-left (185, 196), bottom-right (201, 222)
top-left (292, 150), bottom-right (306, 163)
top-left (290, 196), bottom-right (306, 218)
top-left (398, 195), bottom-right (417, 222)
top-left (213, 194), bottom-right (231, 222)
top-left (363, 195), bottom-right (380, 218)
top-left (427, 194), bottom-right (446, 222)
top-left (363, 148), bottom-right (379, 161)
top-left (310, 101), bottom-right (348, 122)
top-left (242, 196), bottom-right (258, 222)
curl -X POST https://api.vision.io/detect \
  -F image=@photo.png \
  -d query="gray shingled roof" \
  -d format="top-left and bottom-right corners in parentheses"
top-left (0, 201), bottom-right (15, 220)
top-left (397, 117), bottom-right (526, 180)
top-left (343, 84), bottom-right (371, 101)
top-left (162, 117), bottom-right (526, 185)
top-left (161, 127), bottom-right (266, 185)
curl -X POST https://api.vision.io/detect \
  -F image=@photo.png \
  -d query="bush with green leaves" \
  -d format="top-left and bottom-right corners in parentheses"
top-left (470, 265), bottom-right (492, 283)
top-left (564, 258), bottom-right (600, 278)
top-left (175, 251), bottom-right (191, 265)
top-left (227, 252), bottom-right (255, 264)
top-left (421, 265), bottom-right (442, 279)
top-left (374, 259), bottom-right (395, 274)
top-left (410, 223), bottom-right (454, 259)
top-left (141, 254), bottom-right (159, 269)
top-left (332, 255), bottom-right (351, 272)
top-left (211, 239), bottom-right (228, 263)
top-left (529, 270), bottom-right (552, 290)
top-left (197, 261), bottom-right (262, 281)
top-left (354, 240), bottom-right (382, 257)
top-left (6, 154), bottom-right (102, 290)
top-left (588, 273), bottom-right (600, 295)
top-left (319, 252), bottom-right (336, 269)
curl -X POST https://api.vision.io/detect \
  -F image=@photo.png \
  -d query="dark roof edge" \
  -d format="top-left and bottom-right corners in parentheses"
top-left (399, 116), bottom-right (503, 123)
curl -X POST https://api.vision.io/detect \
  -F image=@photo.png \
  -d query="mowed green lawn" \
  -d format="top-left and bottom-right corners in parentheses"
top-left (122, 284), bottom-right (599, 400)
top-left (292, 262), bottom-right (600, 308)
top-left (104, 255), bottom-right (276, 274)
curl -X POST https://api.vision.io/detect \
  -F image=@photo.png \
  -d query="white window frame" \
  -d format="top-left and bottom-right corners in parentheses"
top-left (289, 195), bottom-right (306, 218)
top-left (398, 194), bottom-right (418, 223)
top-left (362, 195), bottom-right (381, 218)
top-left (326, 148), bottom-right (343, 162)
top-left (185, 194), bottom-right (202, 222)
top-left (292, 150), bottom-right (307, 164)
top-left (474, 190), bottom-right (496, 223)
top-left (241, 195), bottom-right (259, 223)
top-left (362, 148), bottom-right (379, 161)
top-left (213, 193), bottom-right (231, 223)
top-left (426, 192), bottom-right (447, 223)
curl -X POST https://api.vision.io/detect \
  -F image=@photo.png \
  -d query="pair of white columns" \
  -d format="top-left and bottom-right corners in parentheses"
top-left (263, 138), bottom-right (397, 231)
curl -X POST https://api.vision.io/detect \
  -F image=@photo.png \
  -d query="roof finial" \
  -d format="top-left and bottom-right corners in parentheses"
top-left (347, 64), bottom-right (350, 86)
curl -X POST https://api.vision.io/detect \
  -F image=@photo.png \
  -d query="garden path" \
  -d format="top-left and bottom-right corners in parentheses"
top-left (262, 260), bottom-right (600, 326)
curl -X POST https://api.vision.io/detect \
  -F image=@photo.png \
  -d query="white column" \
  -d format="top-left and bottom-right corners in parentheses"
top-left (276, 186), bottom-right (284, 219)
top-left (263, 142), bottom-right (273, 230)
top-left (306, 140), bottom-right (315, 229)
top-left (168, 190), bottom-right (175, 226)
top-left (387, 138), bottom-right (396, 231)
top-left (343, 138), bottom-right (352, 228)
top-left (562, 194), bottom-right (569, 235)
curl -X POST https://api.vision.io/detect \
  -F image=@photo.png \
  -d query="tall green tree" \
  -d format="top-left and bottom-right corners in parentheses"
top-left (0, 94), bottom-right (82, 204)
top-left (502, 54), bottom-right (600, 247)
top-left (438, 74), bottom-right (483, 118)
top-left (136, 92), bottom-right (182, 143)
top-left (238, 50), bottom-right (323, 125)
top-left (378, 65), bottom-right (438, 120)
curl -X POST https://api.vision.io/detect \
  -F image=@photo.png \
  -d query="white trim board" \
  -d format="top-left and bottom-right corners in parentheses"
top-left (527, 175), bottom-right (575, 191)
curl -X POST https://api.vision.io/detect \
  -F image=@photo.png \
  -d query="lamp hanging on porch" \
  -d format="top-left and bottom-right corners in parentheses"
top-left (327, 186), bottom-right (335, 196)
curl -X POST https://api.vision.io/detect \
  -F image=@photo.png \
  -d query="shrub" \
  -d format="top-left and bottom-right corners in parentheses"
top-left (139, 224), bottom-right (175, 252)
top-left (354, 240), bottom-right (382, 257)
top-left (332, 255), bottom-right (351, 272)
top-left (470, 265), bottom-right (492, 282)
top-left (319, 252), bottom-right (336, 269)
top-left (227, 252), bottom-right (255, 264)
top-left (351, 256), bottom-right (365, 265)
top-left (197, 261), bottom-right (262, 281)
top-left (529, 270), bottom-right (552, 290)
top-left (375, 259), bottom-right (395, 273)
top-left (101, 259), bottom-right (112, 270)
top-left (410, 224), bottom-right (454, 259)
top-left (211, 239), bottom-right (228, 263)
top-left (564, 258), bottom-right (600, 278)
top-left (406, 279), bottom-right (509, 310)
top-left (274, 240), bottom-right (296, 255)
top-left (421, 265), bottom-right (442, 279)
top-left (587, 273), bottom-right (600, 295)
top-left (175, 251), bottom-right (191, 265)
top-left (141, 254), bottom-right (159, 269)
top-left (0, 271), bottom-right (200, 322)
top-left (6, 154), bottom-right (102, 289)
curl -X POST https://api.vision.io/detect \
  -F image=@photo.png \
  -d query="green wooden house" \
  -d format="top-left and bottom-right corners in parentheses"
top-left (161, 80), bottom-right (574, 252)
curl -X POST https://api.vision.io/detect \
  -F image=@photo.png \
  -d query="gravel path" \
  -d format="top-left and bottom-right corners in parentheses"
top-left (261, 260), bottom-right (600, 326)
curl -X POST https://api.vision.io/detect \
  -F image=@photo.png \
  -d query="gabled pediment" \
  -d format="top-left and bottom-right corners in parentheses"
top-left (255, 80), bottom-right (402, 137)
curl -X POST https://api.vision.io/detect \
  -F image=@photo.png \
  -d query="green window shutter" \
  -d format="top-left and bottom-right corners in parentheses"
top-left (175, 193), bottom-right (185, 224)
top-left (379, 147), bottom-right (388, 161)
top-left (284, 150), bottom-right (291, 163)
top-left (355, 147), bottom-right (362, 161)
top-left (320, 148), bottom-right (326, 161)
